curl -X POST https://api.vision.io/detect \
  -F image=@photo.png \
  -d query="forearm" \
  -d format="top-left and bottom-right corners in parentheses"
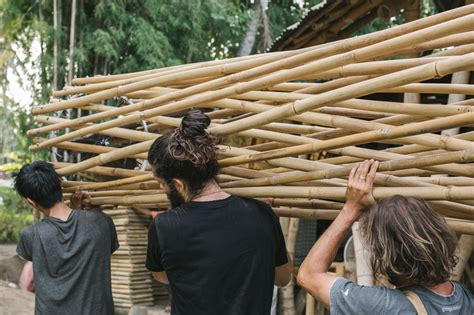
top-left (298, 160), bottom-right (378, 307)
top-left (297, 207), bottom-right (358, 306)
top-left (275, 255), bottom-right (293, 287)
top-left (19, 262), bottom-right (35, 292)
top-left (301, 208), bottom-right (357, 275)
top-left (152, 271), bottom-right (169, 284)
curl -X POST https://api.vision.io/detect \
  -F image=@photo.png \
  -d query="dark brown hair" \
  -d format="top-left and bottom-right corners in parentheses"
top-left (148, 109), bottom-right (220, 195)
top-left (359, 195), bottom-right (458, 286)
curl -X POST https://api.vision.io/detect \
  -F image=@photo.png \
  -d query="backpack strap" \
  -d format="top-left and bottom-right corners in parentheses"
top-left (403, 290), bottom-right (428, 315)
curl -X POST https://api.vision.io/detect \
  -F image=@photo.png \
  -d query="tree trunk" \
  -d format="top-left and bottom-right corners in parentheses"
top-left (50, 0), bottom-right (61, 163)
top-left (260, 0), bottom-right (271, 51)
top-left (53, 0), bottom-right (59, 91)
top-left (237, 1), bottom-right (263, 56)
top-left (63, 0), bottom-right (77, 163)
top-left (67, 0), bottom-right (77, 84)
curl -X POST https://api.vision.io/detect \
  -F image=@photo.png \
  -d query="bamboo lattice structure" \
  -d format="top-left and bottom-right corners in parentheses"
top-left (29, 7), bottom-right (474, 233)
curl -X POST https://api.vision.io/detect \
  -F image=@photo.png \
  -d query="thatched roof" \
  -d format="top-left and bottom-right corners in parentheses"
top-left (270, 0), bottom-right (467, 52)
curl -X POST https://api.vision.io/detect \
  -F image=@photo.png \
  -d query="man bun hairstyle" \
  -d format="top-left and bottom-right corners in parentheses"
top-left (148, 109), bottom-right (220, 196)
top-left (13, 161), bottom-right (63, 209)
top-left (168, 109), bottom-right (218, 167)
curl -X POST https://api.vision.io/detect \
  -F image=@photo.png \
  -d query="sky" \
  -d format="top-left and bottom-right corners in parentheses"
top-left (6, 40), bottom-right (41, 111)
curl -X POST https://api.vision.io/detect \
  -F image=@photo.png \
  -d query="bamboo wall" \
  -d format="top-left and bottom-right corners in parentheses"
top-left (29, 6), bottom-right (474, 234)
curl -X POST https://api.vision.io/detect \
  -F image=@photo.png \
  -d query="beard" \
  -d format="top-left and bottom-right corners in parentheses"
top-left (167, 181), bottom-right (186, 208)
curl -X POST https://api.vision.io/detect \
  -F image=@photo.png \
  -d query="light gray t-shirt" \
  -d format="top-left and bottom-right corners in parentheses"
top-left (17, 210), bottom-right (119, 315)
top-left (330, 278), bottom-right (473, 315)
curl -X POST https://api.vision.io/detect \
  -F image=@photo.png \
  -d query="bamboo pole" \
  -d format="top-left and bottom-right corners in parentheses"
top-left (218, 112), bottom-right (474, 167)
top-left (223, 186), bottom-right (474, 203)
top-left (30, 12), bottom-right (474, 151)
top-left (91, 110), bottom-right (474, 180)
top-left (22, 7), bottom-right (474, 226)
top-left (34, 138), bottom-right (148, 160)
top-left (220, 149), bottom-right (474, 188)
top-left (53, 162), bottom-right (147, 178)
top-left (55, 140), bottom-right (154, 176)
top-left (272, 208), bottom-right (474, 234)
top-left (64, 174), bottom-right (154, 192)
top-left (210, 50), bottom-right (474, 136)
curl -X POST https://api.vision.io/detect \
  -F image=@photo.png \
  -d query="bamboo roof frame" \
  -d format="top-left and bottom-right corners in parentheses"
top-left (29, 7), bottom-right (474, 227)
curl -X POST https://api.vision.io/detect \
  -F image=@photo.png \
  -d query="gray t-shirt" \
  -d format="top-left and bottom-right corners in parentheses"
top-left (330, 278), bottom-right (473, 314)
top-left (16, 210), bottom-right (119, 315)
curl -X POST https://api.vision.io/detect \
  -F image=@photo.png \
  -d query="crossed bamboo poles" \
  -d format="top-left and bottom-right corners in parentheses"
top-left (27, 6), bottom-right (474, 232)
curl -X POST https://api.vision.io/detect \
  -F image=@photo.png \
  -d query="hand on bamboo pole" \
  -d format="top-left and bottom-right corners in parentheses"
top-left (69, 191), bottom-right (114, 211)
top-left (296, 160), bottom-right (378, 308)
top-left (69, 191), bottom-right (92, 210)
top-left (343, 160), bottom-right (379, 218)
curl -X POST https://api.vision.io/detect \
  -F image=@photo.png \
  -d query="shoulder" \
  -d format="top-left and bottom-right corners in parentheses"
top-left (19, 225), bottom-right (35, 241)
top-left (330, 278), bottom-right (415, 314)
top-left (452, 281), bottom-right (473, 296)
top-left (234, 196), bottom-right (274, 214)
top-left (77, 209), bottom-right (112, 222)
top-left (152, 209), bottom-right (176, 231)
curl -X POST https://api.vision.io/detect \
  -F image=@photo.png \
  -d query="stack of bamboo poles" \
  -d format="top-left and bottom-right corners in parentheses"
top-left (32, 6), bottom-right (474, 234)
top-left (103, 208), bottom-right (167, 310)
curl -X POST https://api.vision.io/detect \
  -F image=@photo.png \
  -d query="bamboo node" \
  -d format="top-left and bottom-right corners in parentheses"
top-left (446, 186), bottom-right (453, 201)
top-left (290, 101), bottom-right (300, 115)
top-left (433, 60), bottom-right (443, 79)
top-left (439, 134), bottom-right (450, 148)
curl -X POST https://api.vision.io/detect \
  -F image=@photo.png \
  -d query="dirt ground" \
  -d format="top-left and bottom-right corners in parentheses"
top-left (0, 244), bottom-right (35, 315)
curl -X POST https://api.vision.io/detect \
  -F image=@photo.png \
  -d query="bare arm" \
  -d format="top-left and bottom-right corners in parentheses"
top-left (19, 261), bottom-right (34, 292)
top-left (152, 271), bottom-right (169, 284)
top-left (70, 191), bottom-right (113, 211)
top-left (297, 160), bottom-right (378, 308)
top-left (132, 206), bottom-right (153, 217)
top-left (275, 255), bottom-right (293, 287)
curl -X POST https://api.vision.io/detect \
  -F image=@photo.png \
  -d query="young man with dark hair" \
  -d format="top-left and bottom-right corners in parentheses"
top-left (13, 161), bottom-right (119, 315)
top-left (298, 160), bottom-right (473, 314)
top-left (146, 109), bottom-right (292, 314)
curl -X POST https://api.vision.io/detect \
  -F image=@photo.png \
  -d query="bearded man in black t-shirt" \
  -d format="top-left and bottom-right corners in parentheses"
top-left (145, 109), bottom-right (292, 315)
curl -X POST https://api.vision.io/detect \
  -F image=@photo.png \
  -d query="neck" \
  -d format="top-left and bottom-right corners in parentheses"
top-left (397, 277), bottom-right (453, 296)
top-left (44, 202), bottom-right (72, 221)
top-left (192, 181), bottom-right (230, 202)
top-left (426, 281), bottom-right (454, 296)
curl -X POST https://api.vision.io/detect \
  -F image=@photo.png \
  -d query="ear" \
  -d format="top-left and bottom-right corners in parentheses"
top-left (155, 177), bottom-right (168, 192)
top-left (172, 178), bottom-right (187, 194)
top-left (26, 198), bottom-right (37, 209)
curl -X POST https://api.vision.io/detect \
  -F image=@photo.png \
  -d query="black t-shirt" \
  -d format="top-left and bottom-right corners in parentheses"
top-left (17, 210), bottom-right (119, 315)
top-left (146, 195), bottom-right (288, 315)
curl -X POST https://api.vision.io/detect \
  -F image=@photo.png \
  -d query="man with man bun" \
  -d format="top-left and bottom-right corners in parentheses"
top-left (146, 109), bottom-right (292, 314)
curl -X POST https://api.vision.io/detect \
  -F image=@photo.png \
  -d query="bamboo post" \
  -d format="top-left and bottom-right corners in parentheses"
top-left (305, 293), bottom-right (315, 315)
top-left (451, 234), bottom-right (474, 281)
top-left (442, 71), bottom-right (471, 136)
top-left (352, 222), bottom-right (374, 286)
top-left (279, 217), bottom-right (298, 315)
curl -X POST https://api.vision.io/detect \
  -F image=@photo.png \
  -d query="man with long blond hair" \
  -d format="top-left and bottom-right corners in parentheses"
top-left (298, 160), bottom-right (473, 314)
